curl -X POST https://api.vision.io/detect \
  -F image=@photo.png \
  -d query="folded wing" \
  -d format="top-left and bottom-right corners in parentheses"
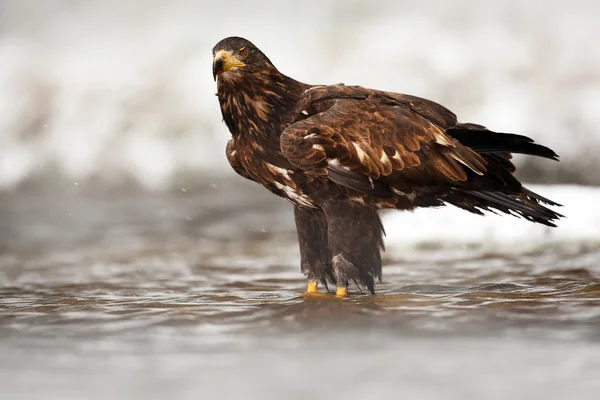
top-left (280, 85), bottom-right (488, 195)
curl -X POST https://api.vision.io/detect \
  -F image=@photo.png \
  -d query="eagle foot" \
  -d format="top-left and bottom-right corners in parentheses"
top-left (305, 281), bottom-right (318, 294)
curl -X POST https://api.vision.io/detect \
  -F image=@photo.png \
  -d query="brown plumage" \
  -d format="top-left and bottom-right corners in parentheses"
top-left (212, 36), bottom-right (563, 295)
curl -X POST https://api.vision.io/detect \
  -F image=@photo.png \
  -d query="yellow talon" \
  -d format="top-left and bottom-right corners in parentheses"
top-left (306, 281), bottom-right (318, 293)
top-left (335, 287), bottom-right (347, 297)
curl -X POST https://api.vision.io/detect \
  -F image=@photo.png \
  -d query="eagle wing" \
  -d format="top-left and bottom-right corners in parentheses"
top-left (226, 138), bottom-right (254, 181)
top-left (280, 85), bottom-right (488, 195)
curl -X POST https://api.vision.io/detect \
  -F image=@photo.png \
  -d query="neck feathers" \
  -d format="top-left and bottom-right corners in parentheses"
top-left (217, 66), bottom-right (307, 138)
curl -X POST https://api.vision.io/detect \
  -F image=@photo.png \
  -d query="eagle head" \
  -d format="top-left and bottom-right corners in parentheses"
top-left (212, 36), bottom-right (308, 137)
top-left (212, 36), bottom-right (273, 81)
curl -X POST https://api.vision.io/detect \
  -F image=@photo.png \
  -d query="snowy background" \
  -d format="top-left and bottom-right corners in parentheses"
top-left (0, 0), bottom-right (599, 191)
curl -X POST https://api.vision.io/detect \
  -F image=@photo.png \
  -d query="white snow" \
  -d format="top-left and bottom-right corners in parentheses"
top-left (383, 185), bottom-right (600, 254)
top-left (0, 1), bottom-right (599, 189)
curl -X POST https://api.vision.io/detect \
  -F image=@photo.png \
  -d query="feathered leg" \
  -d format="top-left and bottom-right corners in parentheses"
top-left (323, 201), bottom-right (385, 296)
top-left (293, 206), bottom-right (331, 293)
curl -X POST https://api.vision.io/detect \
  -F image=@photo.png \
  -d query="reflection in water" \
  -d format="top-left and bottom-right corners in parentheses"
top-left (1, 189), bottom-right (599, 399)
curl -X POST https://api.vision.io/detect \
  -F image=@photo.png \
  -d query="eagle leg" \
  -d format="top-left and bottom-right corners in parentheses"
top-left (323, 201), bottom-right (384, 295)
top-left (293, 206), bottom-right (332, 293)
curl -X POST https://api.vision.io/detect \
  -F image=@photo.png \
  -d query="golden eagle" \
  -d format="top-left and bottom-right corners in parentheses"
top-left (212, 36), bottom-right (562, 296)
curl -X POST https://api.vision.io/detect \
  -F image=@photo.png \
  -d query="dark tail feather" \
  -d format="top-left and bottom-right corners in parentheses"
top-left (461, 190), bottom-right (564, 227)
top-left (441, 127), bottom-right (562, 226)
top-left (521, 187), bottom-right (562, 207)
top-left (448, 128), bottom-right (559, 161)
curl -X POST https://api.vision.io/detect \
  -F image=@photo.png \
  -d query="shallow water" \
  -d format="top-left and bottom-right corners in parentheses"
top-left (1, 186), bottom-right (600, 399)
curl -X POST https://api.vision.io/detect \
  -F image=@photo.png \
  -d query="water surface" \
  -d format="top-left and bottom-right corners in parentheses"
top-left (1, 188), bottom-right (599, 399)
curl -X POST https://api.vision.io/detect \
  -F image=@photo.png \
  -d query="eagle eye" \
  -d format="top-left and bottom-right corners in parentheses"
top-left (238, 48), bottom-right (248, 58)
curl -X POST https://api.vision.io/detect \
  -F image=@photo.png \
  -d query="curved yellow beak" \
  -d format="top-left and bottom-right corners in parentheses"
top-left (213, 50), bottom-right (245, 80)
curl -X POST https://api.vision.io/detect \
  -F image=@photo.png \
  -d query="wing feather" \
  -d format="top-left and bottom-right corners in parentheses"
top-left (226, 138), bottom-right (254, 181)
top-left (280, 86), bottom-right (487, 194)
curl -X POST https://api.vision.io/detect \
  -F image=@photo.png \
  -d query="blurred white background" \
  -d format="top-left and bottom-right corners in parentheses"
top-left (0, 0), bottom-right (598, 190)
top-left (1, 5), bottom-right (600, 399)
